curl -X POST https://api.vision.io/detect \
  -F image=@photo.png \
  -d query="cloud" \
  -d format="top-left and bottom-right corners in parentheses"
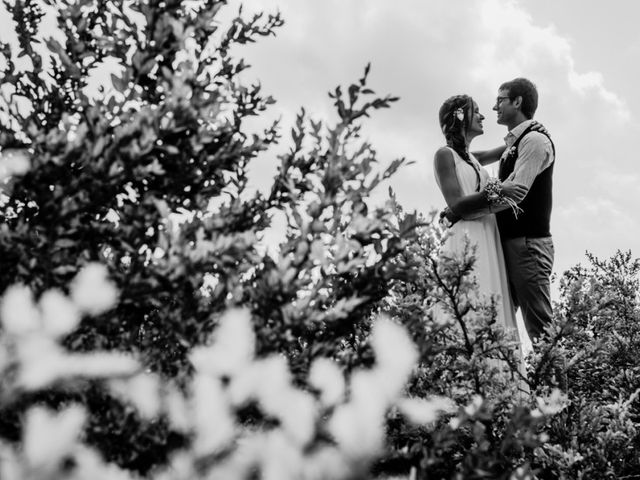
top-left (1, 0), bottom-right (636, 271)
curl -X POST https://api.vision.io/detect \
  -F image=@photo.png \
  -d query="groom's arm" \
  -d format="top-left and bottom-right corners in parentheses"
top-left (506, 133), bottom-right (554, 190)
top-left (471, 145), bottom-right (506, 166)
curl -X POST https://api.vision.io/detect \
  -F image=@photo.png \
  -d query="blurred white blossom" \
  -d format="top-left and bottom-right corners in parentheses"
top-left (63, 352), bottom-right (139, 379)
top-left (464, 395), bottom-right (484, 416)
top-left (396, 396), bottom-right (456, 426)
top-left (301, 446), bottom-right (351, 480)
top-left (192, 373), bottom-right (235, 456)
top-left (110, 372), bottom-right (161, 419)
top-left (532, 388), bottom-right (569, 418)
top-left (275, 388), bottom-right (316, 447)
top-left (23, 405), bottom-right (86, 471)
top-left (190, 308), bottom-right (255, 378)
top-left (0, 441), bottom-right (21, 480)
top-left (370, 315), bottom-right (418, 398)
top-left (39, 288), bottom-right (81, 338)
top-left (0, 148), bottom-right (30, 183)
top-left (1, 284), bottom-right (40, 336)
top-left (70, 263), bottom-right (118, 315)
top-left (164, 385), bottom-right (191, 432)
top-left (228, 354), bottom-right (292, 409)
top-left (18, 345), bottom-right (139, 390)
top-left (17, 338), bottom-right (66, 390)
top-left (309, 357), bottom-right (345, 407)
top-left (259, 431), bottom-right (304, 480)
top-left (328, 400), bottom-right (385, 460)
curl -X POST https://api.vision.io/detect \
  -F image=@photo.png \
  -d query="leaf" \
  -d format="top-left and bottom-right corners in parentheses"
top-left (52, 265), bottom-right (77, 275)
top-left (54, 239), bottom-right (76, 249)
top-left (92, 136), bottom-right (107, 158)
top-left (110, 73), bottom-right (128, 93)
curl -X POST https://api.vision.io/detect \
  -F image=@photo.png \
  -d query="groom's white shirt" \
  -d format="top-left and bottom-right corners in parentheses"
top-left (502, 119), bottom-right (555, 192)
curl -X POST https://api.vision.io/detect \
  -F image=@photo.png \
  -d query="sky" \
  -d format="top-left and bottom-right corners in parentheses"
top-left (232, 0), bottom-right (640, 287)
top-left (1, 0), bottom-right (639, 289)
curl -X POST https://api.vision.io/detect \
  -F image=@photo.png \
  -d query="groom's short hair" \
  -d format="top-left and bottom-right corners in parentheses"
top-left (500, 78), bottom-right (538, 119)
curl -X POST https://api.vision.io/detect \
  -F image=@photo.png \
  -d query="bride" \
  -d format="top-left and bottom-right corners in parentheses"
top-left (433, 94), bottom-right (527, 376)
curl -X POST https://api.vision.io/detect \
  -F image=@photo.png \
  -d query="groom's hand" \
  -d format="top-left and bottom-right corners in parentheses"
top-left (501, 181), bottom-right (528, 203)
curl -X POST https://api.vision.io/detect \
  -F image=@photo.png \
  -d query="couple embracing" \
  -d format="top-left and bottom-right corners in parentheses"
top-left (434, 78), bottom-right (555, 368)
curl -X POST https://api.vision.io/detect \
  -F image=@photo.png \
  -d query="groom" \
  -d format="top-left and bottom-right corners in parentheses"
top-left (493, 77), bottom-right (555, 343)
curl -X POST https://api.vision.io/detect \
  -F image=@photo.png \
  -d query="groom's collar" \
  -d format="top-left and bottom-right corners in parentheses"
top-left (504, 119), bottom-right (534, 147)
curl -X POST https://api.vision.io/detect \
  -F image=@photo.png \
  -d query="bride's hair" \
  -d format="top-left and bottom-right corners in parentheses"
top-left (438, 94), bottom-right (480, 191)
top-left (438, 94), bottom-right (473, 162)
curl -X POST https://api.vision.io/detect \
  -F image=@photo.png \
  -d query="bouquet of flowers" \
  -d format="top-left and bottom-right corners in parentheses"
top-left (483, 177), bottom-right (523, 217)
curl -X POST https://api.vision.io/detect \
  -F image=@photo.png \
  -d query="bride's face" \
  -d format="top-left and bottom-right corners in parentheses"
top-left (468, 101), bottom-right (485, 136)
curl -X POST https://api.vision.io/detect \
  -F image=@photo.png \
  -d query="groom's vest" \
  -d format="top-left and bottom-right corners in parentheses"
top-left (496, 125), bottom-right (555, 239)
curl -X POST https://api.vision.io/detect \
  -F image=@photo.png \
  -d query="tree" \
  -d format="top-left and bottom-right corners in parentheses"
top-left (0, 0), bottom-right (411, 474)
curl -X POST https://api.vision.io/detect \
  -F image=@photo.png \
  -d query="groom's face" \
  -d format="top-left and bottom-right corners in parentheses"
top-left (493, 88), bottom-right (515, 126)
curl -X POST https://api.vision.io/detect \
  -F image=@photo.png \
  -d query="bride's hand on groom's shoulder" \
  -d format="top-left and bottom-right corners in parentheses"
top-left (501, 181), bottom-right (528, 202)
top-left (530, 120), bottom-right (550, 136)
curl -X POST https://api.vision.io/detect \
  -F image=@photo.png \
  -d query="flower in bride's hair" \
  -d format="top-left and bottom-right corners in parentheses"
top-left (454, 108), bottom-right (465, 121)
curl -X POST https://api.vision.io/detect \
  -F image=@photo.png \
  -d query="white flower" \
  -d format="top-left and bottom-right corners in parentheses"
top-left (448, 416), bottom-right (462, 430)
top-left (228, 354), bottom-right (291, 409)
top-left (1, 284), bottom-right (40, 335)
top-left (39, 289), bottom-right (81, 338)
top-left (308, 357), bottom-right (345, 407)
top-left (301, 446), bottom-right (350, 480)
top-left (164, 385), bottom-right (190, 432)
top-left (370, 316), bottom-right (418, 399)
top-left (64, 445), bottom-right (134, 480)
top-left (191, 373), bottom-right (235, 456)
top-left (328, 400), bottom-right (385, 460)
top-left (259, 431), bottom-right (303, 480)
top-left (23, 405), bottom-right (86, 471)
top-left (110, 373), bottom-right (161, 419)
top-left (275, 388), bottom-right (316, 447)
top-left (371, 316), bottom-right (418, 374)
top-left (16, 336), bottom-right (64, 390)
top-left (0, 341), bottom-right (8, 372)
top-left (0, 148), bottom-right (30, 182)
top-left (349, 369), bottom-right (387, 413)
top-left (396, 396), bottom-right (457, 426)
top-left (464, 395), bottom-right (484, 416)
top-left (0, 441), bottom-right (21, 480)
top-left (70, 263), bottom-right (118, 315)
top-left (190, 308), bottom-right (255, 378)
top-left (531, 388), bottom-right (568, 418)
top-left (454, 107), bottom-right (465, 121)
top-left (66, 351), bottom-right (139, 378)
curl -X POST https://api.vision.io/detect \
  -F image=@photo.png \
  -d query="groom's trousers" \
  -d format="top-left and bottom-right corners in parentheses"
top-left (502, 236), bottom-right (554, 341)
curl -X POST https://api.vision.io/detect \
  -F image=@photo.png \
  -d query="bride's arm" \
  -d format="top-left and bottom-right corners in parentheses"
top-left (471, 145), bottom-right (506, 166)
top-left (434, 148), bottom-right (527, 221)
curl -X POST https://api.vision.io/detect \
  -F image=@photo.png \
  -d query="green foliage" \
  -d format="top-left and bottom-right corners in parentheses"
top-left (0, 0), bottom-right (411, 474)
top-left (529, 251), bottom-right (640, 479)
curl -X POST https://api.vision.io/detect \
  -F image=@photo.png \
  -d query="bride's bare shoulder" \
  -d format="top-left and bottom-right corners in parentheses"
top-left (434, 146), bottom-right (454, 163)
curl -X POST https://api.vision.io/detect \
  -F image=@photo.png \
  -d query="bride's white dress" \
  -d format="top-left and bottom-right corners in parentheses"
top-left (435, 148), bottom-right (521, 354)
